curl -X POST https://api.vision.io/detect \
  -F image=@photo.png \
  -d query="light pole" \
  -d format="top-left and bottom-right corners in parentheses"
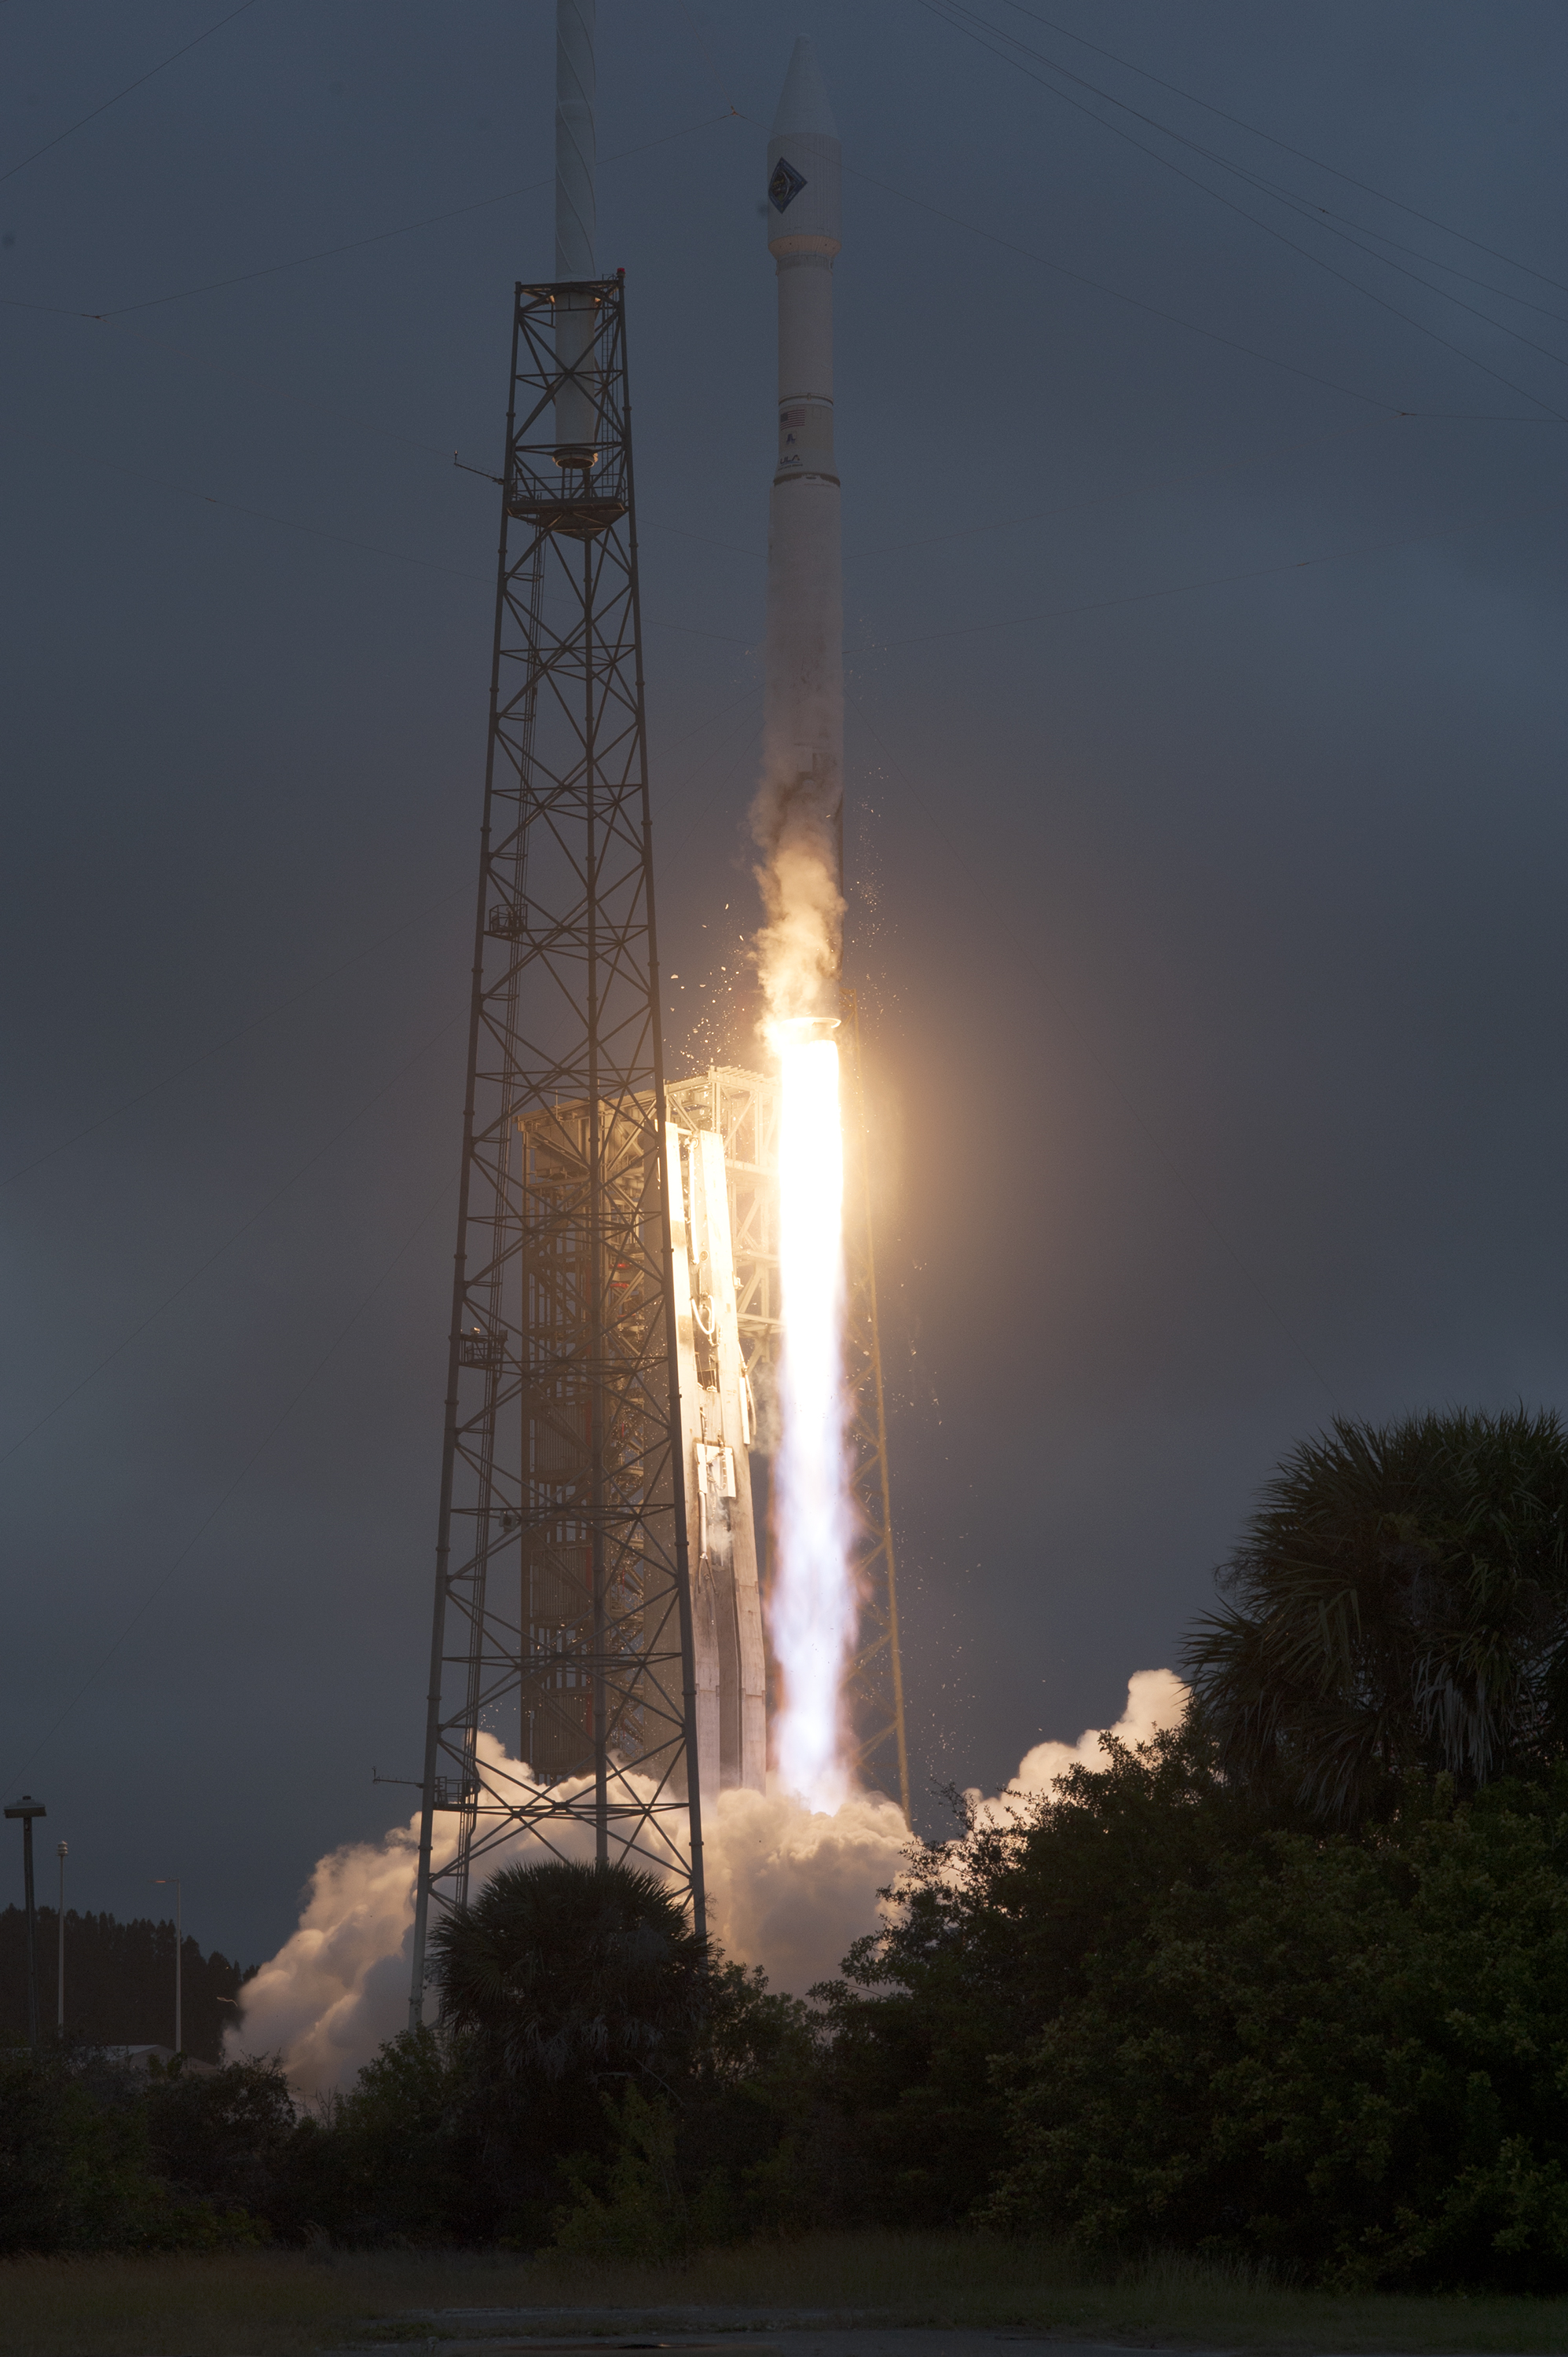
top-left (56, 1841), bottom-right (67, 2033)
top-left (5, 1794), bottom-right (47, 2049)
top-left (153, 1878), bottom-right (181, 2056)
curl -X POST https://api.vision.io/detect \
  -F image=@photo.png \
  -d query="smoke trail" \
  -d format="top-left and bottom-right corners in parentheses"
top-left (750, 777), bottom-right (843, 1032)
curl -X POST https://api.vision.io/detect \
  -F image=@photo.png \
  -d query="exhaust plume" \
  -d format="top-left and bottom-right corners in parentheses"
top-left (768, 1022), bottom-right (856, 1806)
top-left (751, 781), bottom-right (843, 1030)
top-left (751, 703), bottom-right (859, 1813)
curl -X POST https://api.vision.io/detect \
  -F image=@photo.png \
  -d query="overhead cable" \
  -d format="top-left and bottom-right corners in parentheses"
top-left (914, 0), bottom-right (1566, 420)
top-left (983, 0), bottom-right (1568, 296)
top-left (925, 1), bottom-right (1568, 350)
top-left (0, 0), bottom-right (266, 191)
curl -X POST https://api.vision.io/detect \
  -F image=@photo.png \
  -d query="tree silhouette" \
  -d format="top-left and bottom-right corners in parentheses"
top-left (1184, 1407), bottom-right (1568, 1820)
top-left (430, 1858), bottom-right (706, 2095)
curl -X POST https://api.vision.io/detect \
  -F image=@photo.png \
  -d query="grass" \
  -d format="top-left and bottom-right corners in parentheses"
top-left (4, 2233), bottom-right (1568, 2357)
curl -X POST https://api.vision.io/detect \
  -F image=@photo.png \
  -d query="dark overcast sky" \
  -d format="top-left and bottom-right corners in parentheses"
top-left (2, 0), bottom-right (1565, 1969)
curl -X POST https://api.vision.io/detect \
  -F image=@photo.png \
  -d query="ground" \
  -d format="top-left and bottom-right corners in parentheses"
top-left (3, 2235), bottom-right (1568, 2357)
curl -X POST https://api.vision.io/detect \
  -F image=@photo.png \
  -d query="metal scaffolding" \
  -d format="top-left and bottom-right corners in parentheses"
top-left (408, 277), bottom-right (703, 2027)
top-left (666, 1070), bottom-right (782, 1387)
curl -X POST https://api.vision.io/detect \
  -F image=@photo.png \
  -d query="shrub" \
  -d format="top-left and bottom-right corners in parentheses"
top-left (982, 1765), bottom-right (1568, 2287)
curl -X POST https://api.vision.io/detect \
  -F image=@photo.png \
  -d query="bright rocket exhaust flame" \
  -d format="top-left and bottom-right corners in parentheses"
top-left (769, 1027), bottom-right (856, 1809)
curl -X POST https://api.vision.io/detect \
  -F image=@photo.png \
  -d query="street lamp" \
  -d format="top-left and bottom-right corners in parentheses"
top-left (56, 1842), bottom-right (67, 2033)
top-left (4, 1794), bottom-right (47, 2049)
top-left (153, 1878), bottom-right (181, 2055)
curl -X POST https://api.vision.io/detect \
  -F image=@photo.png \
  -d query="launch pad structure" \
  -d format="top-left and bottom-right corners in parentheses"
top-left (408, 16), bottom-right (907, 2024)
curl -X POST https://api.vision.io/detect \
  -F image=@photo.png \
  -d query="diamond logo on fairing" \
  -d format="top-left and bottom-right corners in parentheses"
top-left (768, 157), bottom-right (807, 212)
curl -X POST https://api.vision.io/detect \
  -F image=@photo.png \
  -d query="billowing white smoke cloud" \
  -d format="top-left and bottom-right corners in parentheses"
top-left (229, 1765), bottom-right (909, 2094)
top-left (701, 1783), bottom-right (909, 1996)
top-left (230, 1674), bottom-right (1188, 2095)
top-left (965, 1666), bottom-right (1189, 1827)
top-left (228, 1735), bottom-right (610, 2093)
top-left (230, 1805), bottom-right (427, 2095)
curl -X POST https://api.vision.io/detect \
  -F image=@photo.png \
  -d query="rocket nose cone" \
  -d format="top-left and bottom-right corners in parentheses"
top-left (771, 35), bottom-right (838, 141)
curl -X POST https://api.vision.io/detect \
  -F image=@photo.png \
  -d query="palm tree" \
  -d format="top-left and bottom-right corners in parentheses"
top-left (430, 1858), bottom-right (707, 2094)
top-left (1182, 1408), bottom-right (1568, 1822)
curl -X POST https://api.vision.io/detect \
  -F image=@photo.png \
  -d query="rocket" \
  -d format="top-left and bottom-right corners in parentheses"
top-left (764, 38), bottom-right (844, 1010)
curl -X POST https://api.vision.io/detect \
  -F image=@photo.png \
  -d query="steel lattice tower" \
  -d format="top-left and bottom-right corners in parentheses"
top-left (408, 276), bottom-right (704, 2024)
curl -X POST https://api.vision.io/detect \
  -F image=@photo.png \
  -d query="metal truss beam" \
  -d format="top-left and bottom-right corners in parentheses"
top-left (409, 279), bottom-right (703, 2026)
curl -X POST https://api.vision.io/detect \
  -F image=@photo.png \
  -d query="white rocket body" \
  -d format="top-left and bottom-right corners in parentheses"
top-left (763, 39), bottom-right (844, 1012)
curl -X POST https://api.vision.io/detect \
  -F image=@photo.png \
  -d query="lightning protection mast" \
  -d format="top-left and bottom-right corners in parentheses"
top-left (408, 0), bottom-right (704, 2027)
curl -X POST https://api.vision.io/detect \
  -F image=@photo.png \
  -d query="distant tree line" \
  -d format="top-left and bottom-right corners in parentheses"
top-left (0, 1910), bottom-right (251, 2061)
top-left (9, 1407), bottom-right (1568, 2285)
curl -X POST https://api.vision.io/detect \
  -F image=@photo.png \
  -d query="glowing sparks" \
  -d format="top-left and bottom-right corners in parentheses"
top-left (769, 1028), bottom-right (857, 1809)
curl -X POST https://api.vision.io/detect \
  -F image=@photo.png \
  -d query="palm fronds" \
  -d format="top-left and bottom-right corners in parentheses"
top-left (1182, 1407), bottom-right (1568, 1820)
top-left (430, 1857), bottom-right (707, 2088)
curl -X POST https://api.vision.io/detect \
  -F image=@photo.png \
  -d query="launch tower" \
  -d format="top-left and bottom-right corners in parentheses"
top-left (408, 0), bottom-right (704, 2025)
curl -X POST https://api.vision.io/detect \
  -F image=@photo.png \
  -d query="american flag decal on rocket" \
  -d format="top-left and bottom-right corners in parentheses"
top-left (768, 156), bottom-right (807, 211)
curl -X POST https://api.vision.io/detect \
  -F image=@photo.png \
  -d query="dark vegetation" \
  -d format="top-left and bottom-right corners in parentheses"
top-left (1186, 1408), bottom-right (1568, 1816)
top-left (9, 1408), bottom-right (1568, 2288)
top-left (0, 1910), bottom-right (251, 2059)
